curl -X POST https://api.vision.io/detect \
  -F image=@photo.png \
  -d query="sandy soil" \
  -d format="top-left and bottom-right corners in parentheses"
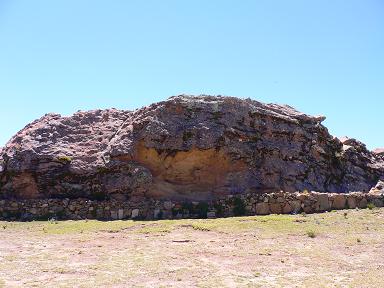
top-left (0, 209), bottom-right (384, 287)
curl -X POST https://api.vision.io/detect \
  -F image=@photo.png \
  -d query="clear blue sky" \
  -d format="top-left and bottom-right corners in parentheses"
top-left (0, 0), bottom-right (383, 149)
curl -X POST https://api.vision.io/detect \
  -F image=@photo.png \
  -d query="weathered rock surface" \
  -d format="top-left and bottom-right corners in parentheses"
top-left (373, 148), bottom-right (384, 159)
top-left (0, 95), bottom-right (383, 201)
top-left (369, 180), bottom-right (384, 195)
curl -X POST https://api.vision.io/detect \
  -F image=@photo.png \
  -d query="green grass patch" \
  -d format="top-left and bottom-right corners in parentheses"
top-left (306, 230), bottom-right (316, 238)
top-left (367, 203), bottom-right (376, 210)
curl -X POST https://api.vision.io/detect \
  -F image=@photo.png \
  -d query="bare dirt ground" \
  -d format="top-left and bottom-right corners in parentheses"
top-left (0, 208), bottom-right (384, 287)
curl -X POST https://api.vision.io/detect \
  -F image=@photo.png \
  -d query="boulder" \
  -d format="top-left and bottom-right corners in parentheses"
top-left (369, 180), bottom-right (384, 195)
top-left (0, 95), bottom-right (383, 202)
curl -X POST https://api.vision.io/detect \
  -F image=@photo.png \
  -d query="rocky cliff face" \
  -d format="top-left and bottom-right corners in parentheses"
top-left (0, 95), bottom-right (383, 201)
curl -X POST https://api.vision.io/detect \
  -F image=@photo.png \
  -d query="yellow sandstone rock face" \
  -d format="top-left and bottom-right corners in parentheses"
top-left (130, 141), bottom-right (247, 200)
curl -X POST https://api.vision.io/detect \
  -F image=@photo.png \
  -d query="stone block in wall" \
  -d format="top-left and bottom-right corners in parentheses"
top-left (96, 209), bottom-right (104, 218)
top-left (331, 194), bottom-right (347, 210)
top-left (296, 194), bottom-right (308, 202)
top-left (302, 205), bottom-right (312, 214)
top-left (268, 197), bottom-right (277, 204)
top-left (276, 197), bottom-right (285, 203)
top-left (269, 203), bottom-right (282, 214)
top-left (183, 211), bottom-right (190, 218)
top-left (314, 193), bottom-right (331, 212)
top-left (162, 210), bottom-right (172, 219)
top-left (282, 203), bottom-right (293, 214)
top-left (154, 208), bottom-right (161, 219)
top-left (255, 203), bottom-right (270, 215)
top-left (118, 209), bottom-right (124, 220)
top-left (358, 198), bottom-right (368, 209)
top-left (131, 209), bottom-right (139, 219)
top-left (288, 200), bottom-right (301, 214)
top-left (110, 210), bottom-right (118, 220)
top-left (347, 196), bottom-right (357, 209)
top-left (163, 201), bottom-right (173, 210)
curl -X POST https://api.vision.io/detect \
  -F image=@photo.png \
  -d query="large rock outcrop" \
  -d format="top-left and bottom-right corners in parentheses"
top-left (0, 95), bottom-right (383, 201)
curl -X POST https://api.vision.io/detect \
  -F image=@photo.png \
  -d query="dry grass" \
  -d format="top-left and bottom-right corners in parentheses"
top-left (0, 209), bottom-right (384, 287)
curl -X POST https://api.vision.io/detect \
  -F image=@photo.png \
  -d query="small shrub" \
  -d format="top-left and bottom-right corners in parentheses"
top-left (306, 230), bottom-right (316, 238)
top-left (357, 238), bottom-right (361, 243)
top-left (57, 155), bottom-right (72, 163)
top-left (192, 223), bottom-right (211, 231)
top-left (367, 203), bottom-right (376, 210)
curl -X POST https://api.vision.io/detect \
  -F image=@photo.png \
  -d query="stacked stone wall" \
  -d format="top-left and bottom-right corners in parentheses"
top-left (1, 191), bottom-right (383, 221)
